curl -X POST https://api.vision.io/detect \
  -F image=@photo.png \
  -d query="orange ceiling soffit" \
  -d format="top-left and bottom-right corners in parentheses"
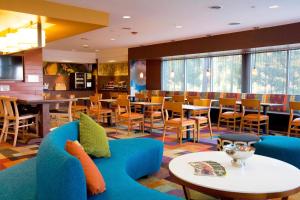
top-left (0, 0), bottom-right (109, 42)
top-left (0, 0), bottom-right (109, 26)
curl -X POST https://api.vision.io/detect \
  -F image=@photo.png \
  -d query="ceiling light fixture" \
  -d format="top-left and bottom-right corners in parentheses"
top-left (0, 21), bottom-right (46, 54)
top-left (209, 5), bottom-right (222, 9)
top-left (175, 25), bottom-right (183, 29)
top-left (122, 15), bottom-right (131, 19)
top-left (82, 44), bottom-right (89, 48)
top-left (228, 22), bottom-right (241, 26)
top-left (95, 49), bottom-right (99, 52)
top-left (110, 38), bottom-right (116, 41)
top-left (269, 5), bottom-right (279, 9)
top-left (108, 60), bottom-right (116, 63)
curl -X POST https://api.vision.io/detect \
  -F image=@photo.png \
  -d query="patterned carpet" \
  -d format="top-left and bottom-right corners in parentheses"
top-left (0, 125), bottom-right (299, 200)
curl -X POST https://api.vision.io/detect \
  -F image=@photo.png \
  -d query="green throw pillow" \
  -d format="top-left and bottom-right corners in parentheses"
top-left (79, 113), bottom-right (111, 158)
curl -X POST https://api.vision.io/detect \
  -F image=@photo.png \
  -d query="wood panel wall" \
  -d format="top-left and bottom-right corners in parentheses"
top-left (0, 48), bottom-right (43, 95)
top-left (146, 59), bottom-right (161, 90)
top-left (129, 22), bottom-right (300, 60)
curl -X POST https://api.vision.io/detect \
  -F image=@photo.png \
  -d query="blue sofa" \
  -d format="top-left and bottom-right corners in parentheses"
top-left (0, 121), bottom-right (180, 200)
top-left (254, 135), bottom-right (300, 169)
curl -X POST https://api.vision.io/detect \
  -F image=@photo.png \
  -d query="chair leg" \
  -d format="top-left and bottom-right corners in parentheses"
top-left (197, 124), bottom-right (200, 143)
top-left (240, 119), bottom-right (244, 133)
top-left (0, 119), bottom-right (7, 143)
top-left (257, 121), bottom-right (260, 136)
top-left (266, 119), bottom-right (269, 135)
top-left (128, 120), bottom-right (131, 135)
top-left (13, 120), bottom-right (20, 147)
top-left (179, 127), bottom-right (183, 144)
top-left (4, 120), bottom-right (9, 142)
top-left (193, 124), bottom-right (197, 143)
top-left (217, 117), bottom-right (221, 131)
top-left (162, 126), bottom-right (166, 142)
top-left (35, 116), bottom-right (39, 137)
top-left (141, 120), bottom-right (144, 134)
top-left (233, 119), bottom-right (236, 133)
top-left (208, 117), bottom-right (213, 139)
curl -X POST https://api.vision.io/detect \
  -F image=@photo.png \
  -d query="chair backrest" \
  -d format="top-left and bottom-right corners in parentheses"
top-left (219, 98), bottom-right (238, 114)
top-left (173, 95), bottom-right (185, 103)
top-left (90, 95), bottom-right (102, 110)
top-left (109, 92), bottom-right (117, 99)
top-left (2, 97), bottom-right (19, 119)
top-left (117, 94), bottom-right (128, 100)
top-left (289, 102), bottom-right (300, 119)
top-left (290, 101), bottom-right (300, 112)
top-left (0, 97), bottom-right (6, 117)
top-left (135, 93), bottom-right (147, 101)
top-left (193, 99), bottom-right (212, 107)
top-left (241, 99), bottom-right (261, 111)
top-left (151, 96), bottom-right (164, 104)
top-left (116, 98), bottom-right (130, 114)
top-left (187, 96), bottom-right (198, 105)
top-left (163, 101), bottom-right (183, 121)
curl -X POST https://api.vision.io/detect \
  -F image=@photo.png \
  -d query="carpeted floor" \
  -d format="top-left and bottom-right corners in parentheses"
top-left (0, 125), bottom-right (299, 200)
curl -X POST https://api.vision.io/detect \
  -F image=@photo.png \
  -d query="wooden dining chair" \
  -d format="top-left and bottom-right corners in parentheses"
top-left (69, 94), bottom-right (88, 119)
top-left (134, 92), bottom-right (148, 113)
top-left (50, 99), bottom-right (73, 127)
top-left (240, 99), bottom-right (269, 135)
top-left (0, 97), bottom-right (39, 147)
top-left (162, 101), bottom-right (196, 144)
top-left (288, 101), bottom-right (300, 137)
top-left (217, 98), bottom-right (241, 132)
top-left (89, 95), bottom-right (112, 124)
top-left (144, 96), bottom-right (165, 132)
top-left (115, 98), bottom-right (144, 135)
top-left (190, 99), bottom-right (213, 141)
top-left (173, 95), bottom-right (185, 103)
top-left (187, 96), bottom-right (198, 105)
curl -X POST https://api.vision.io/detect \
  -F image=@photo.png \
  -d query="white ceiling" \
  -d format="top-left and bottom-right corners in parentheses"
top-left (45, 0), bottom-right (300, 53)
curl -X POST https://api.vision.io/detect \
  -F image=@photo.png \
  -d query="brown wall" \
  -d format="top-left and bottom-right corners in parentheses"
top-left (0, 48), bottom-right (43, 95)
top-left (146, 59), bottom-right (161, 90)
top-left (129, 22), bottom-right (300, 60)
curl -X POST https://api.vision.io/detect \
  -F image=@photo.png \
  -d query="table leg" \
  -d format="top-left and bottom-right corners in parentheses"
top-left (38, 104), bottom-right (50, 138)
top-left (182, 185), bottom-right (191, 200)
top-left (185, 110), bottom-right (192, 141)
top-left (262, 105), bottom-right (268, 134)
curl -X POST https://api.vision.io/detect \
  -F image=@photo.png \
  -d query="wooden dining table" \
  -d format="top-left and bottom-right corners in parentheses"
top-left (9, 94), bottom-right (76, 138)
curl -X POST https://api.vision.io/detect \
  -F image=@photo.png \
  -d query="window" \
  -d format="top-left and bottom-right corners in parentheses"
top-left (186, 58), bottom-right (210, 92)
top-left (288, 49), bottom-right (300, 95)
top-left (162, 59), bottom-right (185, 91)
top-left (251, 51), bottom-right (287, 94)
top-left (211, 55), bottom-right (242, 92)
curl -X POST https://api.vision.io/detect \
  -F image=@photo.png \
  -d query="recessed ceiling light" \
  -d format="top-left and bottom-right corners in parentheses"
top-left (108, 60), bottom-right (116, 63)
top-left (110, 38), bottom-right (116, 41)
top-left (209, 5), bottom-right (222, 10)
top-left (122, 15), bottom-right (131, 19)
top-left (122, 27), bottom-right (131, 30)
top-left (95, 49), bottom-right (99, 52)
top-left (228, 22), bottom-right (241, 26)
top-left (82, 44), bottom-right (89, 48)
top-left (269, 5), bottom-right (279, 9)
top-left (175, 25), bottom-right (183, 29)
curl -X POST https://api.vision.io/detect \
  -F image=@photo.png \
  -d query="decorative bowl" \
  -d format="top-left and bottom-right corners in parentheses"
top-left (223, 144), bottom-right (255, 167)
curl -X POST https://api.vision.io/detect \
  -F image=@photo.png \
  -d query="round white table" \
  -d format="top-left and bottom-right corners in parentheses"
top-left (169, 151), bottom-right (300, 200)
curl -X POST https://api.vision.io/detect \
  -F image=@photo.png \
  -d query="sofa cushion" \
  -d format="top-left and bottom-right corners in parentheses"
top-left (66, 140), bottom-right (106, 195)
top-left (0, 158), bottom-right (36, 200)
top-left (89, 138), bottom-right (179, 200)
top-left (37, 121), bottom-right (88, 200)
top-left (80, 113), bottom-right (111, 158)
top-left (254, 136), bottom-right (300, 169)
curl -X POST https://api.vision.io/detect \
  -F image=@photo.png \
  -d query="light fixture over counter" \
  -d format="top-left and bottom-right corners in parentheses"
top-left (0, 19), bottom-right (46, 54)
